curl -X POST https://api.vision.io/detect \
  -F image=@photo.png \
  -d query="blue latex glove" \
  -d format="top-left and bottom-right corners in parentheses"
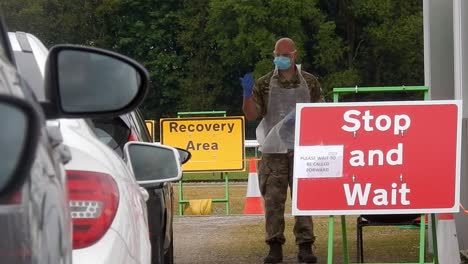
top-left (240, 73), bottom-right (254, 97)
top-left (284, 112), bottom-right (295, 126)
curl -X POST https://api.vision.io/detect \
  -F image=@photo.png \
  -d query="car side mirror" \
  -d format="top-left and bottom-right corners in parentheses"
top-left (124, 142), bottom-right (183, 185)
top-left (175, 147), bottom-right (191, 164)
top-left (0, 96), bottom-right (40, 198)
top-left (42, 45), bottom-right (150, 119)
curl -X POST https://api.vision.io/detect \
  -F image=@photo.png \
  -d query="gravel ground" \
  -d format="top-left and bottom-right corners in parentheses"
top-left (174, 215), bottom-right (261, 264)
top-left (173, 215), bottom-right (309, 264)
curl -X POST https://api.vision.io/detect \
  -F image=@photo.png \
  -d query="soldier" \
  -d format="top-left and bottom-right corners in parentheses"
top-left (241, 37), bottom-right (324, 264)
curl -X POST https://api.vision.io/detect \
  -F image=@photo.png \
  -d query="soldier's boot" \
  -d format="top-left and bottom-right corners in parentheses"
top-left (264, 242), bottom-right (283, 263)
top-left (297, 243), bottom-right (317, 263)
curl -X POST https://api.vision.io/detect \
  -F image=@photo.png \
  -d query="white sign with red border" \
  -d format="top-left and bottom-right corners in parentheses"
top-left (292, 100), bottom-right (462, 216)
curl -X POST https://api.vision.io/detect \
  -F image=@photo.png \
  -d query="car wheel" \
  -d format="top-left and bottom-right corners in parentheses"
top-left (151, 233), bottom-right (164, 264)
top-left (163, 230), bottom-right (174, 264)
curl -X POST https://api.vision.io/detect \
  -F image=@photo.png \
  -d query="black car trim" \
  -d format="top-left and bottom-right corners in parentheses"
top-left (0, 18), bottom-right (15, 65)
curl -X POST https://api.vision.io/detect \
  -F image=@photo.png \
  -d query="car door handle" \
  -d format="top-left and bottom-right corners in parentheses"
top-left (139, 187), bottom-right (149, 202)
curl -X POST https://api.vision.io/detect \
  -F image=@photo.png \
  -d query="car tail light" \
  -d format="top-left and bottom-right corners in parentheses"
top-left (0, 190), bottom-right (22, 205)
top-left (128, 130), bottom-right (138, 142)
top-left (67, 170), bottom-right (119, 249)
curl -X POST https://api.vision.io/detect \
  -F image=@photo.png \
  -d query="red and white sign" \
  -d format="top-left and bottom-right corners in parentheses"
top-left (292, 100), bottom-right (462, 216)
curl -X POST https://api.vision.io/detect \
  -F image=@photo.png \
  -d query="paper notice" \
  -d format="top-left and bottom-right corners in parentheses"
top-left (295, 145), bottom-right (344, 178)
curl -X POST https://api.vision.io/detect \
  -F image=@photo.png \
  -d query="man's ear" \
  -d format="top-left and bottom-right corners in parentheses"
top-left (292, 51), bottom-right (298, 64)
top-left (293, 51), bottom-right (298, 60)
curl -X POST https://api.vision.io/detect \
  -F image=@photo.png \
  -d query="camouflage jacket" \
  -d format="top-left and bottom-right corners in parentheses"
top-left (252, 68), bottom-right (324, 118)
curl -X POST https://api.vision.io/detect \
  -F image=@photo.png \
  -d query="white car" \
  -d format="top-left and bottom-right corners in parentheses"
top-left (61, 118), bottom-right (152, 263)
top-left (64, 122), bottom-right (188, 264)
top-left (9, 31), bottom-right (187, 264)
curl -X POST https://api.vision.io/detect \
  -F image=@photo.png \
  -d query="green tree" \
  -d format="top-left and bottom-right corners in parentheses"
top-left (353, 0), bottom-right (424, 86)
top-left (315, 0), bottom-right (423, 102)
top-left (176, 0), bottom-right (226, 112)
top-left (1, 0), bottom-right (425, 123)
top-left (207, 0), bottom-right (324, 76)
top-left (1, 0), bottom-right (107, 47)
top-left (97, 0), bottom-right (185, 122)
top-left (199, 0), bottom-right (328, 113)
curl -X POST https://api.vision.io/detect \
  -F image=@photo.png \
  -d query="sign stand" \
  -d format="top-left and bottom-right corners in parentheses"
top-left (326, 86), bottom-right (438, 264)
top-left (175, 111), bottom-right (231, 215)
top-left (327, 214), bottom-right (438, 264)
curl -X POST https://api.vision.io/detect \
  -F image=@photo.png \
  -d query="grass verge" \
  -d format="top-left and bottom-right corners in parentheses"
top-left (173, 183), bottom-right (440, 263)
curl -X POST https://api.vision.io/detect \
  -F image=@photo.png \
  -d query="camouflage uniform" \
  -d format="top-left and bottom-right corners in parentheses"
top-left (253, 68), bottom-right (324, 245)
top-left (252, 69), bottom-right (324, 118)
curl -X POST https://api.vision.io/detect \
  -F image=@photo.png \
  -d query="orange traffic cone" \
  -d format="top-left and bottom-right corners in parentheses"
top-left (436, 213), bottom-right (461, 264)
top-left (243, 158), bottom-right (264, 215)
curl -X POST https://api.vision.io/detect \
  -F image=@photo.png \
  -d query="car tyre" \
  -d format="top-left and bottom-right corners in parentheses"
top-left (151, 232), bottom-right (164, 264)
top-left (163, 230), bottom-right (174, 264)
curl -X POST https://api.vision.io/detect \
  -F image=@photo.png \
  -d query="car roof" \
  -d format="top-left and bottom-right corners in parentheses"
top-left (8, 32), bottom-right (48, 75)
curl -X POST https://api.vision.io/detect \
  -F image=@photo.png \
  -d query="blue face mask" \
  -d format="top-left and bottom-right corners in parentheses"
top-left (273, 56), bottom-right (292, 70)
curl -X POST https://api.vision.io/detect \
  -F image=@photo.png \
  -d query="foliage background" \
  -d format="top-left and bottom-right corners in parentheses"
top-left (1, 0), bottom-right (424, 139)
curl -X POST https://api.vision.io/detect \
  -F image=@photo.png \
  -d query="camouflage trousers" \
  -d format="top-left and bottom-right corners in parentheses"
top-left (258, 152), bottom-right (315, 245)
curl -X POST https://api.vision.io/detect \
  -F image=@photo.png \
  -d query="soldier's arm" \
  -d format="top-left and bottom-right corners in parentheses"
top-left (242, 96), bottom-right (258, 121)
top-left (310, 76), bottom-right (325, 103)
top-left (242, 81), bottom-right (264, 120)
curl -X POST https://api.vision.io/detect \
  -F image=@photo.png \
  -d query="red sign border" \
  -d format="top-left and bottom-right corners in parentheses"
top-left (292, 100), bottom-right (462, 216)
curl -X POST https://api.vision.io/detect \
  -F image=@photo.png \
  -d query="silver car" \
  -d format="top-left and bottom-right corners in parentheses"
top-left (1, 25), bottom-right (150, 264)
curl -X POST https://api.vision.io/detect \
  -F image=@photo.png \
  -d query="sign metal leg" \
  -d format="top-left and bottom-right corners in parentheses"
top-left (178, 180), bottom-right (184, 215)
top-left (341, 215), bottom-right (350, 264)
top-left (419, 214), bottom-right (426, 264)
top-left (328, 215), bottom-right (334, 264)
top-left (431, 214), bottom-right (439, 264)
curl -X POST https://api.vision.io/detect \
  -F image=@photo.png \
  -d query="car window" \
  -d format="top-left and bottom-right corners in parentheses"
top-left (91, 117), bottom-right (130, 156)
top-left (94, 127), bottom-right (123, 156)
top-left (133, 110), bottom-right (152, 142)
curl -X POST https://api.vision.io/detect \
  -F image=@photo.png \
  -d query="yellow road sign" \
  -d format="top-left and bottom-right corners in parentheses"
top-left (145, 120), bottom-right (155, 142)
top-left (160, 116), bottom-right (245, 172)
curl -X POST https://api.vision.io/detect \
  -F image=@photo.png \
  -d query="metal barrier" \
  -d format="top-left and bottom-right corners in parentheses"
top-left (326, 86), bottom-right (438, 264)
top-left (177, 140), bottom-right (260, 216)
top-left (175, 111), bottom-right (231, 215)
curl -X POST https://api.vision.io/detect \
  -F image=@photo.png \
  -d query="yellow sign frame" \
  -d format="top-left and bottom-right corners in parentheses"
top-left (160, 116), bottom-right (245, 172)
top-left (145, 120), bottom-right (156, 142)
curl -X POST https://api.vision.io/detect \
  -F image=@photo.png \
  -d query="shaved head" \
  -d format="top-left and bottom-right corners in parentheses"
top-left (275, 38), bottom-right (296, 52)
top-left (273, 38), bottom-right (298, 71)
